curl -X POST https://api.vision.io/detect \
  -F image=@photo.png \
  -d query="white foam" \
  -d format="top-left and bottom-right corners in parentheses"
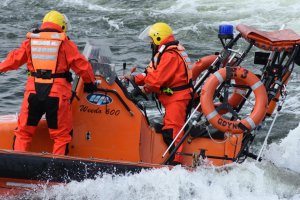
top-left (33, 162), bottom-right (300, 200)
top-left (264, 122), bottom-right (300, 173)
top-left (102, 17), bottom-right (123, 30)
top-left (61, 0), bottom-right (127, 12)
top-left (151, 0), bottom-right (300, 33)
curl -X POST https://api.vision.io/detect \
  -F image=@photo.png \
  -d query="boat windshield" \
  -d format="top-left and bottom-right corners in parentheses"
top-left (82, 40), bottom-right (116, 85)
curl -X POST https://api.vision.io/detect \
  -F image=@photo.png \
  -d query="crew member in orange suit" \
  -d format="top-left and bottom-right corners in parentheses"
top-left (0, 10), bottom-right (97, 155)
top-left (126, 22), bottom-right (193, 165)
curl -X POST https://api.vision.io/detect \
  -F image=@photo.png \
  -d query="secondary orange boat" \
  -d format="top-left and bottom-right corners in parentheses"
top-left (1, 23), bottom-right (299, 197)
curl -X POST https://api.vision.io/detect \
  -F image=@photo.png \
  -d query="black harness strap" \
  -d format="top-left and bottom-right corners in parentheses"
top-left (30, 71), bottom-right (73, 82)
top-left (160, 82), bottom-right (193, 93)
top-left (170, 83), bottom-right (192, 91)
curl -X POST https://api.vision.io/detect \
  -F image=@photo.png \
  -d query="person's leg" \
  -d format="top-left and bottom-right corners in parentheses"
top-left (161, 128), bottom-right (175, 162)
top-left (162, 100), bottom-right (189, 163)
top-left (46, 95), bottom-right (72, 155)
top-left (14, 92), bottom-right (43, 151)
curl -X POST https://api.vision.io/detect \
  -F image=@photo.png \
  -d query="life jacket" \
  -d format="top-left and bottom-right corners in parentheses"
top-left (147, 40), bottom-right (193, 96)
top-left (26, 31), bottom-right (72, 100)
top-left (26, 31), bottom-right (67, 84)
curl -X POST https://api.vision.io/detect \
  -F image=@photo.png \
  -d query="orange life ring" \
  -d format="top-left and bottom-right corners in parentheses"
top-left (200, 67), bottom-right (268, 134)
top-left (192, 55), bottom-right (248, 113)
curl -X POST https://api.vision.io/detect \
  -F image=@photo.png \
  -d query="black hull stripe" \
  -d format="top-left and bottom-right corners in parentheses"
top-left (0, 153), bottom-right (153, 183)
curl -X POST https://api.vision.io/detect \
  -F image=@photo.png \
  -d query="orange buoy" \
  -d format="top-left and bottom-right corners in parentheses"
top-left (200, 67), bottom-right (268, 134)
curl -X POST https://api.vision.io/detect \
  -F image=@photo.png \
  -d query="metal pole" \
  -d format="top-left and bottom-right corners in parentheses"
top-left (256, 111), bottom-right (279, 161)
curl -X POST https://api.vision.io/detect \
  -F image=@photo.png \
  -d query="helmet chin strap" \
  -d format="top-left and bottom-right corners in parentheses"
top-left (62, 14), bottom-right (71, 32)
top-left (151, 43), bottom-right (158, 53)
top-left (151, 43), bottom-right (158, 69)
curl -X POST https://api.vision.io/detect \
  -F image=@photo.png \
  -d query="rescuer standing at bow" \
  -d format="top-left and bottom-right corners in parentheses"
top-left (125, 22), bottom-right (193, 165)
top-left (0, 10), bottom-right (97, 155)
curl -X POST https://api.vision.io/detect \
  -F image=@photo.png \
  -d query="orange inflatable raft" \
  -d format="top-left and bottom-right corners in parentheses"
top-left (0, 41), bottom-right (245, 197)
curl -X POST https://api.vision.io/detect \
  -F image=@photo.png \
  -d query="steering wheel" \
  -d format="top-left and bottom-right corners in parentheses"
top-left (127, 79), bottom-right (149, 100)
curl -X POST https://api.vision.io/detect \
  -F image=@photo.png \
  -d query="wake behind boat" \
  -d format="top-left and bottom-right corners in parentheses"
top-left (0, 23), bottom-right (299, 197)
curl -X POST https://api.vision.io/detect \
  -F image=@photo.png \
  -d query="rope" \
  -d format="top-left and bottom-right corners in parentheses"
top-left (206, 126), bottom-right (229, 144)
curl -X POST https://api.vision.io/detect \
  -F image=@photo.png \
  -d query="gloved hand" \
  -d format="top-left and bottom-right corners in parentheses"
top-left (123, 74), bottom-right (134, 81)
top-left (84, 82), bottom-right (98, 93)
top-left (121, 66), bottom-right (137, 82)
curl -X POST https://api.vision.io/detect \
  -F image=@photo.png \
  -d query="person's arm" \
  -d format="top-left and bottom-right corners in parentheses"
top-left (0, 40), bottom-right (29, 72)
top-left (143, 52), bottom-right (177, 93)
top-left (64, 40), bottom-right (95, 83)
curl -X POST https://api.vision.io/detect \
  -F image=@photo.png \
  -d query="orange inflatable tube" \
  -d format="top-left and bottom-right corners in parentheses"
top-left (200, 67), bottom-right (268, 134)
top-left (266, 72), bottom-right (290, 116)
top-left (192, 55), bottom-right (218, 81)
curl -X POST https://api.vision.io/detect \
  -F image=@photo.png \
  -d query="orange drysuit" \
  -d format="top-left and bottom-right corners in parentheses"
top-left (134, 35), bottom-right (192, 163)
top-left (0, 22), bottom-right (95, 155)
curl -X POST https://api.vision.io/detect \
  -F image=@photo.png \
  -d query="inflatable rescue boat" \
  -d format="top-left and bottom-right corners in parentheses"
top-left (1, 23), bottom-right (300, 196)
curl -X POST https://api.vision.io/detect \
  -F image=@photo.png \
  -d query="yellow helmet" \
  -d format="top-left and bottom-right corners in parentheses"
top-left (42, 10), bottom-right (71, 32)
top-left (139, 22), bottom-right (173, 45)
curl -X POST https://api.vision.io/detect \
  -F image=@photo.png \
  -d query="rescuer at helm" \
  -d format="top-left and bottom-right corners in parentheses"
top-left (0, 10), bottom-right (97, 155)
top-left (125, 22), bottom-right (193, 165)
